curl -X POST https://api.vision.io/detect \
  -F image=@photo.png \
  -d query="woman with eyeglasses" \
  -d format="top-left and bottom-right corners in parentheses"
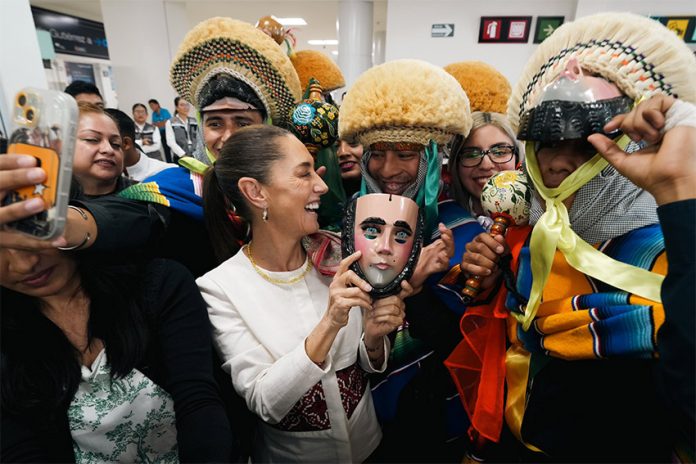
top-left (448, 112), bottom-right (522, 224)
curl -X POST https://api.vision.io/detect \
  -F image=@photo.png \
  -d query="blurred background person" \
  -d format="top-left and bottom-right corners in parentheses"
top-left (336, 139), bottom-right (363, 198)
top-left (105, 108), bottom-right (175, 182)
top-left (149, 99), bottom-right (172, 163)
top-left (64, 81), bottom-right (104, 108)
top-left (132, 103), bottom-right (164, 162)
top-left (165, 97), bottom-right (198, 162)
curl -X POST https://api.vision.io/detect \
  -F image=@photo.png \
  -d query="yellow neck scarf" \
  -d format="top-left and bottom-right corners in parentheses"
top-left (518, 137), bottom-right (664, 330)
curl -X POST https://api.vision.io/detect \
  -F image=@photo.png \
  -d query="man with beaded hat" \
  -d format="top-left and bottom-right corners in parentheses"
top-left (118, 16), bottom-right (302, 276)
top-left (339, 59), bottom-right (486, 461)
top-left (458, 12), bottom-right (696, 461)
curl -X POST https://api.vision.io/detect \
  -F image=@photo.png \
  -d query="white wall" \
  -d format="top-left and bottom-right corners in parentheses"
top-left (385, 0), bottom-right (696, 86)
top-left (575, 0), bottom-right (696, 53)
top-left (385, 0), bottom-right (577, 85)
top-left (100, 0), bottom-right (187, 114)
top-left (0, 0), bottom-right (47, 123)
top-left (575, 0), bottom-right (696, 20)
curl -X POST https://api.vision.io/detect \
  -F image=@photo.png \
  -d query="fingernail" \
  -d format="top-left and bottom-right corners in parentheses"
top-left (486, 269), bottom-right (492, 275)
top-left (27, 168), bottom-right (45, 183)
top-left (364, 284), bottom-right (373, 292)
top-left (24, 197), bottom-right (44, 212)
top-left (51, 237), bottom-right (67, 247)
top-left (496, 246), bottom-right (504, 253)
top-left (16, 156), bottom-right (36, 167)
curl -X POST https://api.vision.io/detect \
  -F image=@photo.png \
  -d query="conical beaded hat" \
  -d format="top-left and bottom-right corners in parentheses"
top-left (444, 61), bottom-right (511, 114)
top-left (508, 12), bottom-right (696, 132)
top-left (170, 17), bottom-right (302, 127)
top-left (339, 59), bottom-right (472, 147)
top-left (290, 50), bottom-right (346, 92)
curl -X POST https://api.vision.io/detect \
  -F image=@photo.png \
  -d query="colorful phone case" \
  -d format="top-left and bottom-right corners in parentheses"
top-left (3, 88), bottom-right (77, 239)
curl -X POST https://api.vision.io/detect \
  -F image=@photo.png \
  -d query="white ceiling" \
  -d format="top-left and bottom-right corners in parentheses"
top-left (30, 0), bottom-right (388, 57)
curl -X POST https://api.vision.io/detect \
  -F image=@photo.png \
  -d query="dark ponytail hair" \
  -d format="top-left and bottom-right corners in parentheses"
top-left (203, 125), bottom-right (290, 262)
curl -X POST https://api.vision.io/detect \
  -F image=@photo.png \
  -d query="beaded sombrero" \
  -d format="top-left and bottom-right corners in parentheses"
top-left (170, 17), bottom-right (301, 127)
top-left (508, 12), bottom-right (696, 132)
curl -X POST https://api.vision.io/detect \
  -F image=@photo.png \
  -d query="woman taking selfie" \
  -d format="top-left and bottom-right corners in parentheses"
top-left (1, 230), bottom-right (236, 462)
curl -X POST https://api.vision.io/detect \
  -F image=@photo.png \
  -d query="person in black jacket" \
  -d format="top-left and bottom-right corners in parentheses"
top-left (0, 248), bottom-right (237, 462)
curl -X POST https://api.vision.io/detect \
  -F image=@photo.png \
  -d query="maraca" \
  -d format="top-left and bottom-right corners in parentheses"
top-left (461, 170), bottom-right (531, 303)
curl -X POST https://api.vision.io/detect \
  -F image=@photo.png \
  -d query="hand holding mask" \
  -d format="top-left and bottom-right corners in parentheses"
top-left (342, 193), bottom-right (424, 298)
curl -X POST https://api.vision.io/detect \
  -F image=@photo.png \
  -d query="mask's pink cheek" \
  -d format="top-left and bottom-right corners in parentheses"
top-left (354, 233), bottom-right (374, 270)
top-left (391, 240), bottom-right (413, 269)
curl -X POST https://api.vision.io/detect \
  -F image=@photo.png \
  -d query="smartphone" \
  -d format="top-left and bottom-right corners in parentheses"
top-left (3, 88), bottom-right (77, 239)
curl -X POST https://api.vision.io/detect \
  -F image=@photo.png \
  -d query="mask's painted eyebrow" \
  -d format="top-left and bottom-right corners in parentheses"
top-left (360, 217), bottom-right (386, 226)
top-left (394, 220), bottom-right (413, 234)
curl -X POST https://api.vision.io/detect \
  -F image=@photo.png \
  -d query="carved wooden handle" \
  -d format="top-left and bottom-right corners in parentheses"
top-left (461, 216), bottom-right (511, 304)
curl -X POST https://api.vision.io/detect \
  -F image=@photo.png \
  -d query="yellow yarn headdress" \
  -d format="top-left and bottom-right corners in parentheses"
top-left (290, 50), bottom-right (346, 93)
top-left (444, 61), bottom-right (511, 114)
top-left (339, 59), bottom-right (472, 147)
top-left (170, 17), bottom-right (301, 128)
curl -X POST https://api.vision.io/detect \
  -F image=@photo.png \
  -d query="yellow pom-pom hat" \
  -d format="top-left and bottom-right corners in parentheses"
top-left (444, 61), bottom-right (511, 114)
top-left (290, 50), bottom-right (346, 93)
top-left (339, 59), bottom-right (472, 147)
top-left (170, 17), bottom-right (302, 127)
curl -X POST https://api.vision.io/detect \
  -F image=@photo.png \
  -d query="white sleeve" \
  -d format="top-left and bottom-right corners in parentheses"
top-left (150, 125), bottom-right (162, 152)
top-left (197, 276), bottom-right (330, 424)
top-left (140, 127), bottom-right (160, 154)
top-left (358, 333), bottom-right (389, 373)
top-left (165, 120), bottom-right (186, 158)
top-left (663, 99), bottom-right (696, 132)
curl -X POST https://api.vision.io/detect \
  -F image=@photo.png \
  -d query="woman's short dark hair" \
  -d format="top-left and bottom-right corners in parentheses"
top-left (132, 103), bottom-right (147, 113)
top-left (203, 125), bottom-right (290, 262)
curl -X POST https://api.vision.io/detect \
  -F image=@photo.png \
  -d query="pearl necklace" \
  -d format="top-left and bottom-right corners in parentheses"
top-left (246, 242), bottom-right (313, 285)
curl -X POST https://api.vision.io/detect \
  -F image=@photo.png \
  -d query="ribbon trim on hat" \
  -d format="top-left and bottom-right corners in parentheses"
top-left (518, 135), bottom-right (664, 330)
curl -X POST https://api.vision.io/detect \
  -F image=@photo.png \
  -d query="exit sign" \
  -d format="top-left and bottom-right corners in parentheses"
top-left (432, 23), bottom-right (454, 38)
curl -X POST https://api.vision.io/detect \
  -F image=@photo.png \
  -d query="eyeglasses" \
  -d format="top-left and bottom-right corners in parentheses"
top-left (456, 144), bottom-right (516, 167)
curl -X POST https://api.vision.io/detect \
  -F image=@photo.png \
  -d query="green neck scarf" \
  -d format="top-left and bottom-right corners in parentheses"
top-left (519, 136), bottom-right (664, 330)
top-left (360, 140), bottom-right (441, 241)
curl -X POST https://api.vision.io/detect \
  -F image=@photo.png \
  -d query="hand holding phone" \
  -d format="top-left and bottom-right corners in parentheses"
top-left (2, 88), bottom-right (77, 239)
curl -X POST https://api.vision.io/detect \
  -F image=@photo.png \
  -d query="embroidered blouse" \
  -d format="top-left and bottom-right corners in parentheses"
top-left (197, 251), bottom-right (388, 462)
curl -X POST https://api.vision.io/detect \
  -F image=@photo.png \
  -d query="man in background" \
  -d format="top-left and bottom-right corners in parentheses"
top-left (64, 81), bottom-right (104, 108)
top-left (106, 108), bottom-right (175, 181)
top-left (133, 103), bottom-right (164, 161)
top-left (148, 98), bottom-right (172, 162)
